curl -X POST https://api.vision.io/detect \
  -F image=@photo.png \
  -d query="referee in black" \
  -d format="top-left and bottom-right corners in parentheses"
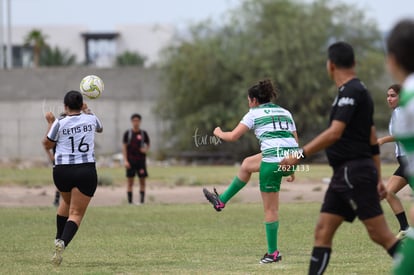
top-left (281, 41), bottom-right (401, 275)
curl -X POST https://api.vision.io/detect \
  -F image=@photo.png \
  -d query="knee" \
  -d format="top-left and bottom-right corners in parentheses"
top-left (366, 226), bottom-right (390, 246)
top-left (240, 159), bottom-right (250, 172)
top-left (314, 223), bottom-right (332, 246)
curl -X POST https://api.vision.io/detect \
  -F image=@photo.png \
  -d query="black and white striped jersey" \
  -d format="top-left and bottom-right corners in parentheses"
top-left (47, 113), bottom-right (103, 165)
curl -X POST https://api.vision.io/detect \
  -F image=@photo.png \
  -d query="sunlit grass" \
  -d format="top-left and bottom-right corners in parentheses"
top-left (0, 201), bottom-right (401, 274)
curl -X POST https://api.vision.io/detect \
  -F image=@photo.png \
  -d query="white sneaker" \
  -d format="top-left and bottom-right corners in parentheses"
top-left (52, 239), bottom-right (65, 266)
top-left (396, 230), bottom-right (408, 240)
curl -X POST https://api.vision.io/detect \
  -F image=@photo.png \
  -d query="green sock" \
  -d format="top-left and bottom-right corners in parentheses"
top-left (265, 221), bottom-right (279, 254)
top-left (393, 228), bottom-right (414, 274)
top-left (219, 177), bottom-right (246, 203)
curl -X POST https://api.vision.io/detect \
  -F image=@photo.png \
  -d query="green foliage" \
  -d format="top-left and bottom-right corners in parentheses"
top-left (116, 50), bottom-right (147, 67)
top-left (40, 46), bottom-right (76, 66)
top-left (0, 202), bottom-right (398, 274)
top-left (156, 0), bottom-right (387, 158)
top-left (24, 29), bottom-right (49, 67)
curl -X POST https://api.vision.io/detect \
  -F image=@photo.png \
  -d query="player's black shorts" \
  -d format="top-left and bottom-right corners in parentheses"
top-left (53, 163), bottom-right (98, 197)
top-left (393, 156), bottom-right (408, 181)
top-left (321, 158), bottom-right (383, 222)
top-left (126, 159), bottom-right (148, 178)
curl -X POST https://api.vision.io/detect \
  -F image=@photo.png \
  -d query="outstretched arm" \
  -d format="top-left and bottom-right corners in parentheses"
top-left (42, 112), bottom-right (56, 151)
top-left (371, 125), bottom-right (387, 199)
top-left (280, 120), bottom-right (345, 166)
top-left (377, 135), bottom-right (394, 145)
top-left (213, 123), bottom-right (249, 142)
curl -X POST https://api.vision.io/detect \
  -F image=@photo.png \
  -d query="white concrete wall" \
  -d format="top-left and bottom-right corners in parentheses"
top-left (0, 67), bottom-right (165, 162)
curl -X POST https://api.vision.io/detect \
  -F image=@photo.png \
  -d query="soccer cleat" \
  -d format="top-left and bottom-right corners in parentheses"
top-left (203, 188), bottom-right (225, 211)
top-left (396, 229), bottom-right (408, 240)
top-left (52, 239), bottom-right (65, 266)
top-left (260, 251), bottom-right (282, 264)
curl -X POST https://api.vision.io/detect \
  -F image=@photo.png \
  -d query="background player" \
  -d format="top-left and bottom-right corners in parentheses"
top-left (122, 113), bottom-right (150, 205)
top-left (386, 18), bottom-right (414, 275)
top-left (377, 84), bottom-right (409, 238)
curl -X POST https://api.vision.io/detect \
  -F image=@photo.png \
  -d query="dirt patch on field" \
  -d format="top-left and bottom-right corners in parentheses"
top-left (1, 180), bottom-right (412, 207)
top-left (0, 181), bottom-right (329, 207)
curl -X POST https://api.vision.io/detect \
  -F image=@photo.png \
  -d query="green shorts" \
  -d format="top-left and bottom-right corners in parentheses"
top-left (260, 162), bottom-right (293, 192)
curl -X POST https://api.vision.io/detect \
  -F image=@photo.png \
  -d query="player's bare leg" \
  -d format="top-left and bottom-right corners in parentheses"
top-left (308, 213), bottom-right (343, 275)
top-left (362, 214), bottom-right (400, 256)
top-left (385, 175), bottom-right (409, 236)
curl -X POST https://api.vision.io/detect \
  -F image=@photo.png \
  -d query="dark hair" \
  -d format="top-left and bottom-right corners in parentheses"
top-left (388, 84), bottom-right (402, 94)
top-left (248, 79), bottom-right (278, 104)
top-left (130, 113), bottom-right (142, 120)
top-left (387, 19), bottom-right (414, 73)
top-left (328, 41), bottom-right (355, 69)
top-left (64, 90), bottom-right (83, 110)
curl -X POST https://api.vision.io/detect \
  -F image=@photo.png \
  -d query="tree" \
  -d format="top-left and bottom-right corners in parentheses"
top-left (116, 51), bottom-right (147, 67)
top-left (156, 0), bottom-right (386, 160)
top-left (24, 29), bottom-right (49, 68)
top-left (40, 46), bottom-right (76, 66)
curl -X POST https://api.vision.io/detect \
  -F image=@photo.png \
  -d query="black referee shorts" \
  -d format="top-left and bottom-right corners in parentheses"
top-left (321, 158), bottom-right (383, 222)
top-left (53, 163), bottom-right (98, 197)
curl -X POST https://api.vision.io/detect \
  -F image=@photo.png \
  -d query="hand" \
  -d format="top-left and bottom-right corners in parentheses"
top-left (140, 145), bottom-right (148, 154)
top-left (377, 180), bottom-right (387, 200)
top-left (377, 138), bottom-right (383, 145)
top-left (45, 112), bottom-right (56, 124)
top-left (124, 160), bottom-right (131, 169)
top-left (280, 155), bottom-right (300, 167)
top-left (82, 103), bottom-right (92, 114)
top-left (213, 127), bottom-right (223, 137)
top-left (286, 173), bottom-right (295, 182)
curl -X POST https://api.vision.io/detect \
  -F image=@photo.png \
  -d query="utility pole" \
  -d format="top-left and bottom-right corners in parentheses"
top-left (5, 0), bottom-right (11, 69)
top-left (0, 0), bottom-right (4, 69)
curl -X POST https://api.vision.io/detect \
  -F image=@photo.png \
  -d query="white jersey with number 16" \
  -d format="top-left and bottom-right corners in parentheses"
top-left (47, 113), bottom-right (103, 165)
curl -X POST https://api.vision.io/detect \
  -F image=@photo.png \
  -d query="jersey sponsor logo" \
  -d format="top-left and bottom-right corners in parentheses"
top-left (337, 97), bottom-right (355, 107)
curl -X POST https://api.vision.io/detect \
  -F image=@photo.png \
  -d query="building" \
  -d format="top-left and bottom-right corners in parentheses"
top-left (7, 24), bottom-right (175, 68)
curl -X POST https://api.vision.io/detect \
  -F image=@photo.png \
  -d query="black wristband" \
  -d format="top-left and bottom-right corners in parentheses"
top-left (371, 144), bottom-right (380, 155)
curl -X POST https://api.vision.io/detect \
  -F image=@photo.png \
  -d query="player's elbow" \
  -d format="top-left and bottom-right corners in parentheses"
top-left (328, 129), bottom-right (342, 143)
top-left (42, 138), bottom-right (54, 150)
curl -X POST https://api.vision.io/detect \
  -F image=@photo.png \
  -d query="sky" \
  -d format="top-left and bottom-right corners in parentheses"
top-left (3, 0), bottom-right (414, 32)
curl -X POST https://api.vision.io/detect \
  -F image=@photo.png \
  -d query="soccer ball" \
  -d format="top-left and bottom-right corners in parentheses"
top-left (79, 75), bottom-right (104, 99)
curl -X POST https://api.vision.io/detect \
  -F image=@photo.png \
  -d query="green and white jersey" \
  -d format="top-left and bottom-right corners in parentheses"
top-left (393, 73), bottom-right (414, 185)
top-left (240, 103), bottom-right (298, 163)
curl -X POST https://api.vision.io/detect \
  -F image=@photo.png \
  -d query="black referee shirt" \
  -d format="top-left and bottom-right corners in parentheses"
top-left (325, 78), bottom-right (374, 168)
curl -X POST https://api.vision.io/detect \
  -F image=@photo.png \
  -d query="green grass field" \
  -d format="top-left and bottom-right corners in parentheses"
top-left (0, 163), bottom-right (404, 274)
top-left (0, 202), bottom-right (403, 274)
